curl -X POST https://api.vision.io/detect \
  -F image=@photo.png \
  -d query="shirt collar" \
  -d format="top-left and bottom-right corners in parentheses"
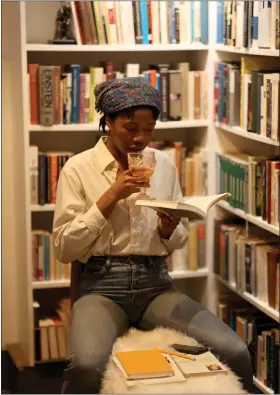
top-left (93, 136), bottom-right (117, 172)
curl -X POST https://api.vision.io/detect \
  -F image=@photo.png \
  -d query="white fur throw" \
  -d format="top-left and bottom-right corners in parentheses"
top-left (101, 327), bottom-right (246, 394)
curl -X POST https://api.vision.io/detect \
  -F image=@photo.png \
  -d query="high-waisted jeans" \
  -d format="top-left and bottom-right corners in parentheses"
top-left (63, 255), bottom-right (253, 394)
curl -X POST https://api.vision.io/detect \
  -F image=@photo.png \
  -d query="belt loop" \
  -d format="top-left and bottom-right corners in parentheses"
top-left (100, 256), bottom-right (112, 277)
top-left (105, 256), bottom-right (112, 270)
top-left (147, 256), bottom-right (154, 267)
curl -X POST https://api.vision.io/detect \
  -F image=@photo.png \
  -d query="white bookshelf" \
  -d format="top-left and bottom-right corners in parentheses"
top-left (215, 122), bottom-right (280, 147)
top-left (6, 3), bottom-right (279, 389)
top-left (15, 1), bottom-right (215, 368)
top-left (29, 120), bottom-right (209, 132)
top-left (217, 201), bottom-right (280, 236)
top-left (253, 377), bottom-right (274, 395)
top-left (215, 44), bottom-right (280, 58)
top-left (216, 275), bottom-right (279, 323)
top-left (26, 43), bottom-right (209, 52)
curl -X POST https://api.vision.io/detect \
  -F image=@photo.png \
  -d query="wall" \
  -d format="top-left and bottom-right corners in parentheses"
top-left (2, 2), bottom-right (29, 351)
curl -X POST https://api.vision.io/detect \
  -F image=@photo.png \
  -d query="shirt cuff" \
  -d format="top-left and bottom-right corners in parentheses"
top-left (83, 203), bottom-right (108, 235)
top-left (160, 221), bottom-right (189, 253)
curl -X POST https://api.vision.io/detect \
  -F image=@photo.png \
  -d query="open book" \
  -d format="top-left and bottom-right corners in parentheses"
top-left (135, 193), bottom-right (230, 220)
top-left (171, 351), bottom-right (228, 377)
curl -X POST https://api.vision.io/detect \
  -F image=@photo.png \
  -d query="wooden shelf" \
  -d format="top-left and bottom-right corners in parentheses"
top-left (217, 201), bottom-right (280, 236)
top-left (32, 280), bottom-right (70, 289)
top-left (29, 120), bottom-right (209, 132)
top-left (215, 122), bottom-right (280, 147)
top-left (253, 377), bottom-right (274, 394)
top-left (170, 268), bottom-right (208, 279)
top-left (26, 43), bottom-right (209, 52)
top-left (31, 204), bottom-right (55, 212)
top-left (216, 275), bottom-right (279, 323)
top-left (215, 44), bottom-right (280, 57)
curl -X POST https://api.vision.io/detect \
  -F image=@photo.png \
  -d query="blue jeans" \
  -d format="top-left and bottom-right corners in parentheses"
top-left (63, 255), bottom-right (253, 393)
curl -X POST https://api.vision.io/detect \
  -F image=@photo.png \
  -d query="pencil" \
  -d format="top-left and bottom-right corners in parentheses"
top-left (157, 348), bottom-right (196, 361)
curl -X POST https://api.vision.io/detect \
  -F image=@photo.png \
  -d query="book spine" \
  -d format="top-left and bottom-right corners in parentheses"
top-left (71, 65), bottom-right (80, 124)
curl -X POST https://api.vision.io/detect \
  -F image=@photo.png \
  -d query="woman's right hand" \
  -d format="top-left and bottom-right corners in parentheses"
top-left (110, 167), bottom-right (150, 201)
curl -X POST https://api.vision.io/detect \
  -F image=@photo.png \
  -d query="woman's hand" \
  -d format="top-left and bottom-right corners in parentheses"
top-left (157, 212), bottom-right (181, 239)
top-left (110, 167), bottom-right (150, 201)
top-left (97, 167), bottom-right (150, 220)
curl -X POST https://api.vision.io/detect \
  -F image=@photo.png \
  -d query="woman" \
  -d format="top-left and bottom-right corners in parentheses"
top-left (53, 77), bottom-right (253, 394)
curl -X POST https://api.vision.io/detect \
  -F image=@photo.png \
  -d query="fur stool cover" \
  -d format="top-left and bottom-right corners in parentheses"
top-left (101, 327), bottom-right (246, 394)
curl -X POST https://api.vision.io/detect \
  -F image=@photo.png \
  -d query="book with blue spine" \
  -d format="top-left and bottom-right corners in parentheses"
top-left (200, 0), bottom-right (208, 44)
top-left (217, 0), bottom-right (224, 43)
top-left (168, 0), bottom-right (176, 44)
top-left (140, 1), bottom-right (149, 44)
top-left (71, 64), bottom-right (80, 124)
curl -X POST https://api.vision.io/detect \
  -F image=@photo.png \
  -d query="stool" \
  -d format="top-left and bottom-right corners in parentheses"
top-left (101, 327), bottom-right (246, 394)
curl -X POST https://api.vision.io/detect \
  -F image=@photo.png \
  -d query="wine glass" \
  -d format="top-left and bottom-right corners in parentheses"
top-left (127, 151), bottom-right (156, 200)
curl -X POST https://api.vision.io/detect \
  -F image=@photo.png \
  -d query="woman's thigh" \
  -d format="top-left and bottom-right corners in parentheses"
top-left (138, 289), bottom-right (253, 393)
top-left (70, 293), bottom-right (129, 370)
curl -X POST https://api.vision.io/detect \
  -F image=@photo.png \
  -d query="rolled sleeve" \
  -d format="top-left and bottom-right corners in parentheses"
top-left (160, 220), bottom-right (189, 254)
top-left (52, 167), bottom-right (108, 263)
top-left (83, 203), bottom-right (107, 234)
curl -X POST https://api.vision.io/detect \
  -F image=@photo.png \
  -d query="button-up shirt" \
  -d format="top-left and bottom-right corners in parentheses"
top-left (53, 137), bottom-right (188, 263)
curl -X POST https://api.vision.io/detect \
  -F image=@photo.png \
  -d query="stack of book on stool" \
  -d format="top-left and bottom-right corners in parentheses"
top-left (113, 347), bottom-right (228, 388)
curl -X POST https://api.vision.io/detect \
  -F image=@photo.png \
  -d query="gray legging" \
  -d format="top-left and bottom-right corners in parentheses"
top-left (63, 256), bottom-right (254, 394)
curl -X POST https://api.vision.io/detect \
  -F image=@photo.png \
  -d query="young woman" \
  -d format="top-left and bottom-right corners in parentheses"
top-left (53, 77), bottom-right (253, 394)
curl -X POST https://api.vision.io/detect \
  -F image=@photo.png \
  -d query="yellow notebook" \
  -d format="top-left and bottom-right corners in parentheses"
top-left (115, 349), bottom-right (174, 379)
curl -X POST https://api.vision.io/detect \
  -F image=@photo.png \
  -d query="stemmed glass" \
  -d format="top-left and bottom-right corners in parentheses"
top-left (127, 151), bottom-right (156, 200)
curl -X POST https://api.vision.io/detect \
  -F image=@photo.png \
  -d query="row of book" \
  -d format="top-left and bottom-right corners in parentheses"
top-left (150, 142), bottom-right (207, 197)
top-left (168, 220), bottom-right (206, 272)
top-left (31, 231), bottom-right (71, 282)
top-left (34, 298), bottom-right (70, 361)
top-left (216, 220), bottom-right (279, 312)
top-left (217, 0), bottom-right (280, 51)
top-left (29, 142), bottom-right (207, 205)
top-left (217, 154), bottom-right (279, 226)
top-left (217, 301), bottom-right (280, 393)
top-left (29, 147), bottom-right (73, 206)
top-left (29, 62), bottom-right (208, 126)
top-left (70, 1), bottom-right (208, 46)
top-left (214, 58), bottom-right (280, 142)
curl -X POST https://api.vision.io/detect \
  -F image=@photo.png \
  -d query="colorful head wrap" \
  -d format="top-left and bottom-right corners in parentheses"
top-left (94, 77), bottom-right (161, 115)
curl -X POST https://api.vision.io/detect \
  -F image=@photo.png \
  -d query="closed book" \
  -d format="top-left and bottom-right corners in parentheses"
top-left (115, 349), bottom-right (174, 379)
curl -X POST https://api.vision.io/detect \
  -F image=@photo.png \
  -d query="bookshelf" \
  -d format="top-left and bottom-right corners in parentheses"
top-left (5, 2), bottom-right (279, 390)
top-left (13, 0), bottom-right (215, 368)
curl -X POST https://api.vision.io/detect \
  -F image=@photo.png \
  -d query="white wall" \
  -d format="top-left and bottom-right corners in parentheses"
top-left (2, 2), bottom-right (29, 351)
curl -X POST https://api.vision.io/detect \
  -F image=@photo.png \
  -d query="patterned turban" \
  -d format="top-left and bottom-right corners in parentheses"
top-left (94, 77), bottom-right (161, 115)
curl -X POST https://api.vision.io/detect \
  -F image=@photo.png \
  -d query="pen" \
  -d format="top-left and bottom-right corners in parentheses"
top-left (157, 348), bottom-right (196, 361)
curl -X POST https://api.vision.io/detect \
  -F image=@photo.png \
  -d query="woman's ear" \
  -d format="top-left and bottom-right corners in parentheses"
top-left (105, 116), bottom-right (112, 133)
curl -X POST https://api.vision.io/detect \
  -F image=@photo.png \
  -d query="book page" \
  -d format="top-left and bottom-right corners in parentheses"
top-left (183, 193), bottom-right (230, 215)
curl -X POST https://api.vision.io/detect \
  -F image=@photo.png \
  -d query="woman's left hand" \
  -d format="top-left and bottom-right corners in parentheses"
top-left (157, 212), bottom-right (181, 239)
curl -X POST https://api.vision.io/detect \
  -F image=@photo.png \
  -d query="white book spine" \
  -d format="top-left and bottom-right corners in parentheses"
top-left (160, 1), bottom-right (168, 44)
top-left (270, 1), bottom-right (276, 50)
top-left (252, 2), bottom-right (259, 48)
top-left (114, 1), bottom-right (123, 44)
top-left (271, 74), bottom-right (279, 141)
top-left (151, 1), bottom-right (160, 44)
top-left (178, 1), bottom-right (191, 44)
top-left (119, 1), bottom-right (135, 45)
top-left (236, 1), bottom-right (244, 48)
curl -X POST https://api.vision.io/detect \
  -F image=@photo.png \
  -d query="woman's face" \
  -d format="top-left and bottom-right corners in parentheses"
top-left (106, 108), bottom-right (156, 156)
